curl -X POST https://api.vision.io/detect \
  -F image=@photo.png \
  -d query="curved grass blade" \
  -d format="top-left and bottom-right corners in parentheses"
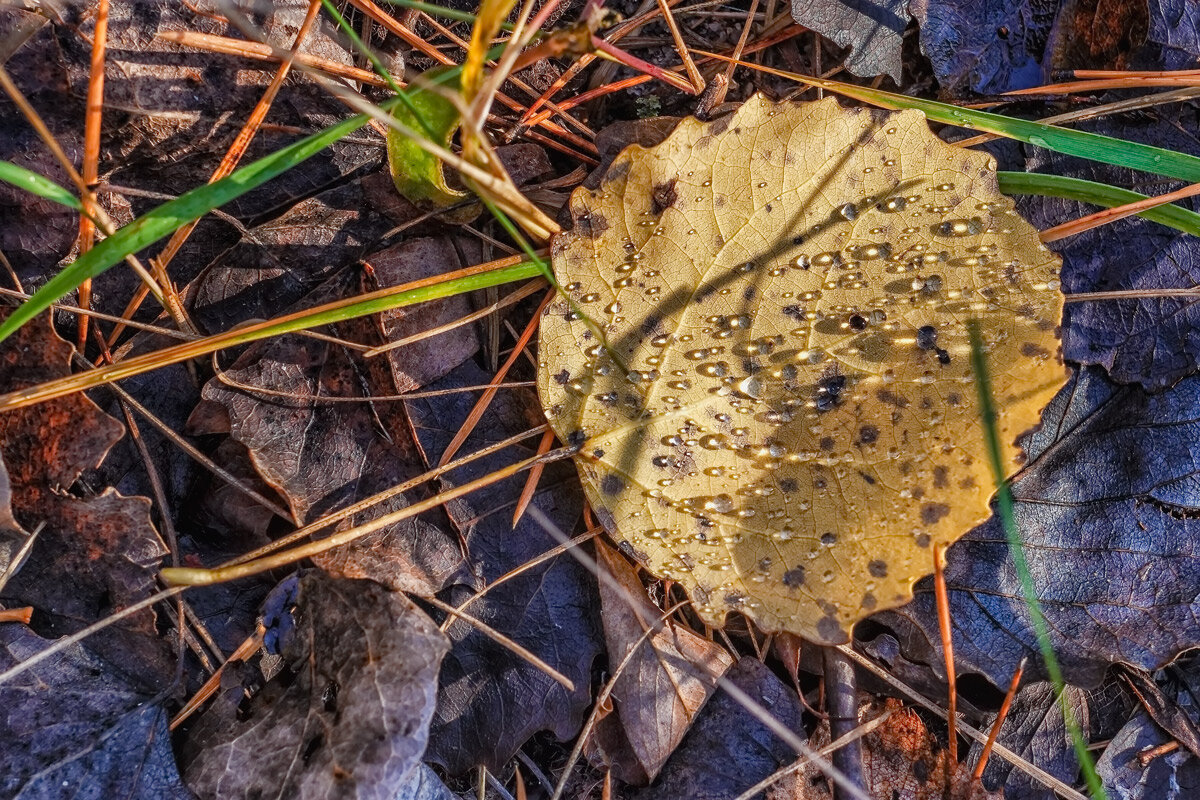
top-left (0, 258), bottom-right (543, 411)
top-left (998, 171), bottom-right (1200, 237)
top-left (0, 95), bottom-right (415, 345)
top-left (0, 160), bottom-right (81, 210)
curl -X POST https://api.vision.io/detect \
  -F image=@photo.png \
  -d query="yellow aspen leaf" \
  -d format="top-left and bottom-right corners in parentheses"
top-left (538, 95), bottom-right (1066, 644)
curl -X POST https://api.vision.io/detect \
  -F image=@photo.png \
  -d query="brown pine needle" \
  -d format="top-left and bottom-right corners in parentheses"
top-left (1040, 180), bottom-right (1200, 243)
top-left (436, 290), bottom-right (553, 467)
top-left (973, 658), bottom-right (1027, 782)
top-left (422, 593), bottom-right (575, 690)
top-left (511, 427), bottom-right (557, 527)
top-left (160, 447), bottom-right (572, 586)
top-left (933, 543), bottom-right (958, 767)
top-left (170, 624), bottom-right (265, 731)
top-left (157, 30), bottom-right (394, 87)
top-left (77, 0), bottom-right (109, 351)
top-left (1006, 76), bottom-right (1200, 95)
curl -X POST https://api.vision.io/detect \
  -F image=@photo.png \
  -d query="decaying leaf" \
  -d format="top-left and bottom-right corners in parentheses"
top-left (587, 540), bottom-right (733, 784)
top-left (538, 95), bottom-right (1066, 644)
top-left (777, 696), bottom-right (1000, 799)
top-left (181, 572), bottom-right (448, 800)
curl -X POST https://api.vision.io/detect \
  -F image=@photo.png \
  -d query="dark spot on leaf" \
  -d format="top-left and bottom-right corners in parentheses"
top-left (592, 448), bottom-right (605, 458)
top-left (553, 369), bottom-right (570, 385)
top-left (600, 474), bottom-right (624, 495)
top-left (576, 213), bottom-right (609, 238)
top-left (936, 348), bottom-right (951, 365)
top-left (641, 314), bottom-right (662, 335)
top-left (915, 533), bottom-right (931, 548)
top-left (858, 424), bottom-right (879, 445)
top-left (868, 560), bottom-right (888, 578)
top-left (783, 566), bottom-right (806, 588)
top-left (783, 305), bottom-right (806, 322)
top-left (567, 430), bottom-right (586, 449)
top-left (322, 680), bottom-right (339, 713)
top-left (1021, 341), bottom-right (1050, 358)
top-left (858, 471), bottom-right (876, 485)
top-left (916, 325), bottom-right (938, 350)
top-left (817, 614), bottom-right (847, 643)
top-left (651, 179), bottom-right (678, 214)
top-left (744, 286), bottom-right (756, 301)
top-left (820, 436), bottom-right (835, 451)
top-left (861, 592), bottom-right (877, 610)
top-left (877, 389), bottom-right (908, 408)
top-left (921, 503), bottom-right (950, 525)
top-left (303, 734), bottom-right (324, 765)
top-left (849, 313), bottom-right (867, 331)
top-left (779, 478), bottom-right (798, 492)
top-left (933, 466), bottom-right (949, 489)
top-left (725, 591), bottom-right (745, 607)
top-left (913, 759), bottom-right (929, 784)
top-left (821, 532), bottom-right (837, 545)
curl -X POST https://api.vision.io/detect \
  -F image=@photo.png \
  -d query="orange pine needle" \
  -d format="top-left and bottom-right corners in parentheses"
top-left (512, 427), bottom-right (557, 527)
top-left (1041, 180), bottom-right (1200, 243)
top-left (973, 658), bottom-right (1026, 782)
top-left (933, 543), bottom-right (958, 767)
top-left (0, 607), bottom-right (33, 624)
top-left (77, 0), bottom-right (110, 351)
top-left (436, 290), bottom-right (553, 467)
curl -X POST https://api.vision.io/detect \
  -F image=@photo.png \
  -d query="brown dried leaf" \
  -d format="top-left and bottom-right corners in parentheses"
top-left (587, 540), bottom-right (733, 784)
top-left (538, 95), bottom-right (1066, 644)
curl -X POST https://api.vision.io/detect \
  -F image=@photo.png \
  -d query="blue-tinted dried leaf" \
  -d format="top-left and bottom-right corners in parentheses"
top-left (637, 657), bottom-right (804, 800)
top-left (1099, 711), bottom-right (1200, 798)
top-left (874, 366), bottom-right (1200, 688)
top-left (1149, 0), bottom-right (1200, 60)
top-left (791, 0), bottom-right (908, 81)
top-left (912, 0), bottom-right (1058, 93)
top-left (0, 625), bottom-right (192, 800)
top-left (1013, 104), bottom-right (1200, 389)
top-left (970, 682), bottom-right (1089, 798)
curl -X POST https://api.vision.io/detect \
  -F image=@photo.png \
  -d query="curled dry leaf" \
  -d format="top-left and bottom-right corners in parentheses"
top-left (538, 95), bottom-right (1066, 644)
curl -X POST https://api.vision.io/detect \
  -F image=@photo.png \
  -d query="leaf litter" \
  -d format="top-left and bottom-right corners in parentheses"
top-left (11, 3), bottom-right (1200, 796)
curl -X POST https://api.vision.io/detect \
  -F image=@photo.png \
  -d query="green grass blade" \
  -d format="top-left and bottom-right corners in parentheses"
top-left (792, 76), bottom-right (1200, 184)
top-left (968, 321), bottom-right (1107, 800)
top-left (999, 171), bottom-right (1200, 237)
top-left (0, 260), bottom-right (544, 410)
top-left (0, 160), bottom-right (81, 210)
top-left (0, 96), bottom-right (415, 345)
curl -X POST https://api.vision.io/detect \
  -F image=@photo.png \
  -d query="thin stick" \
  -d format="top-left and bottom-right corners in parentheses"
top-left (422, 594), bottom-right (574, 690)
